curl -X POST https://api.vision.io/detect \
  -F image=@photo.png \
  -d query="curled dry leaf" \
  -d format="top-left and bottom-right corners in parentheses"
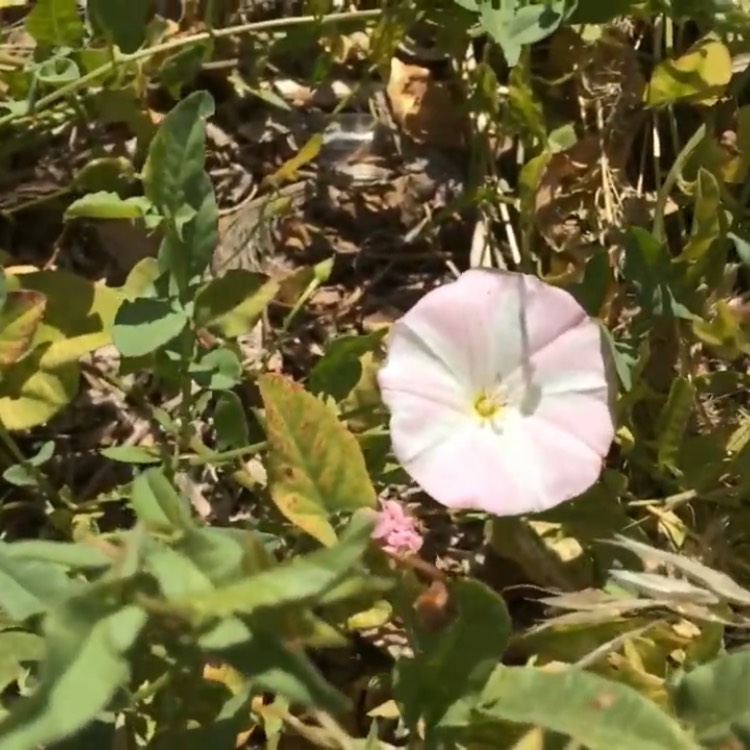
top-left (386, 57), bottom-right (467, 149)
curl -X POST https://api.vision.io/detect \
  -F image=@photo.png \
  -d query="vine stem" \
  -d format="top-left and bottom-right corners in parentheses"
top-left (0, 9), bottom-right (382, 128)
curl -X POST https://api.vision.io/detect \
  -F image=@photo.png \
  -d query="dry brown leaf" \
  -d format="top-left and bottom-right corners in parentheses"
top-left (386, 57), bottom-right (467, 149)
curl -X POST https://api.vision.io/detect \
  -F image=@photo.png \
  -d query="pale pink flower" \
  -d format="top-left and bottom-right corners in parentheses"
top-left (377, 269), bottom-right (615, 516)
top-left (371, 499), bottom-right (423, 556)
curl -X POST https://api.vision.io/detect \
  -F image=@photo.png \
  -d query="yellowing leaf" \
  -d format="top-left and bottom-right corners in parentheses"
top-left (258, 374), bottom-right (377, 546)
top-left (14, 270), bottom-right (121, 365)
top-left (368, 699), bottom-right (400, 719)
top-left (121, 258), bottom-right (161, 299)
top-left (519, 150), bottom-right (552, 218)
top-left (202, 661), bottom-right (247, 696)
top-left (727, 412), bottom-right (750, 456)
top-left (692, 301), bottom-right (742, 356)
top-left (0, 290), bottom-right (46, 367)
top-left (646, 37), bottom-right (732, 107)
top-left (195, 270), bottom-right (279, 337)
top-left (346, 599), bottom-right (391, 631)
top-left (510, 728), bottom-right (545, 750)
top-left (266, 133), bottom-right (323, 184)
top-left (0, 355), bottom-right (79, 431)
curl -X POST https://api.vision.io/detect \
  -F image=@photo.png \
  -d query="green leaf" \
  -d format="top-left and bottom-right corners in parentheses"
top-left (730, 227), bottom-right (750, 267)
top-left (189, 347), bottom-right (242, 391)
top-left (0, 592), bottom-right (147, 750)
top-left (3, 440), bottom-right (54, 486)
top-left (681, 168), bottom-right (725, 262)
top-left (0, 268), bottom-right (7, 312)
top-left (395, 579), bottom-right (511, 733)
top-left (73, 157), bottom-right (136, 193)
top-left (2, 540), bottom-right (111, 571)
top-left (175, 526), bottom-right (249, 586)
top-left (174, 514), bottom-right (374, 620)
top-left (112, 297), bottom-right (188, 358)
top-left (214, 627), bottom-right (348, 714)
top-left (475, 666), bottom-right (698, 750)
top-left (519, 151), bottom-right (551, 219)
top-left (130, 468), bottom-right (193, 532)
top-left (622, 228), bottom-right (692, 319)
top-left (193, 270), bottom-right (279, 334)
top-left (566, 250), bottom-right (611, 317)
top-left (0, 631), bottom-right (44, 693)
top-left (214, 391), bottom-right (249, 450)
top-left (623, 227), bottom-right (671, 297)
top-left (672, 649), bottom-right (750, 744)
top-left (100, 445), bottom-right (161, 465)
top-left (599, 325), bottom-right (648, 391)
top-left (142, 89), bottom-right (214, 225)
top-left (0, 290), bottom-right (46, 367)
top-left (156, 173), bottom-right (218, 281)
top-left (143, 540), bottom-right (216, 600)
top-left (0, 543), bottom-right (75, 620)
top-left (259, 373), bottom-right (377, 546)
top-left (65, 192), bottom-right (151, 221)
top-left (479, 0), bottom-right (569, 67)
top-left (308, 330), bottom-right (387, 402)
top-left (148, 686), bottom-right (254, 750)
top-left (507, 57), bottom-right (546, 144)
top-left (656, 377), bottom-right (695, 470)
top-left (35, 56), bottom-right (80, 85)
top-left (25, 0), bottom-right (84, 48)
top-left (159, 42), bottom-right (212, 100)
top-left (87, 0), bottom-right (151, 53)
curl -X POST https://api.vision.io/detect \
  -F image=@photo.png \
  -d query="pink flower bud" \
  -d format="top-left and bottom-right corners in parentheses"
top-left (371, 499), bottom-right (423, 556)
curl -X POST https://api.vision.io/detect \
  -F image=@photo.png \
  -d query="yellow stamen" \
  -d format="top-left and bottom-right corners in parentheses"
top-left (473, 390), bottom-right (504, 419)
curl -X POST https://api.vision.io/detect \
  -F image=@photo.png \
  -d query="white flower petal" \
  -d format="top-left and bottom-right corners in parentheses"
top-left (388, 270), bottom-right (525, 391)
top-left (533, 390), bottom-right (614, 457)
top-left (384, 387), bottom-right (473, 465)
top-left (397, 412), bottom-right (606, 516)
top-left (505, 316), bottom-right (610, 399)
top-left (505, 271), bottom-right (589, 360)
top-left (378, 322), bottom-right (468, 407)
top-left (397, 421), bottom-right (532, 513)
top-left (378, 269), bottom-right (616, 516)
top-left (511, 412), bottom-right (608, 511)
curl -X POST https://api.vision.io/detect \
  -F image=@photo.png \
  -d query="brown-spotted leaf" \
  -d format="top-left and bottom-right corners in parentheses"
top-left (0, 290), bottom-right (46, 367)
top-left (258, 373), bottom-right (377, 546)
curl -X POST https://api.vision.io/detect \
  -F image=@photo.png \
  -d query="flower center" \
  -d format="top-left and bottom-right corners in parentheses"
top-left (473, 385), bottom-right (508, 421)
